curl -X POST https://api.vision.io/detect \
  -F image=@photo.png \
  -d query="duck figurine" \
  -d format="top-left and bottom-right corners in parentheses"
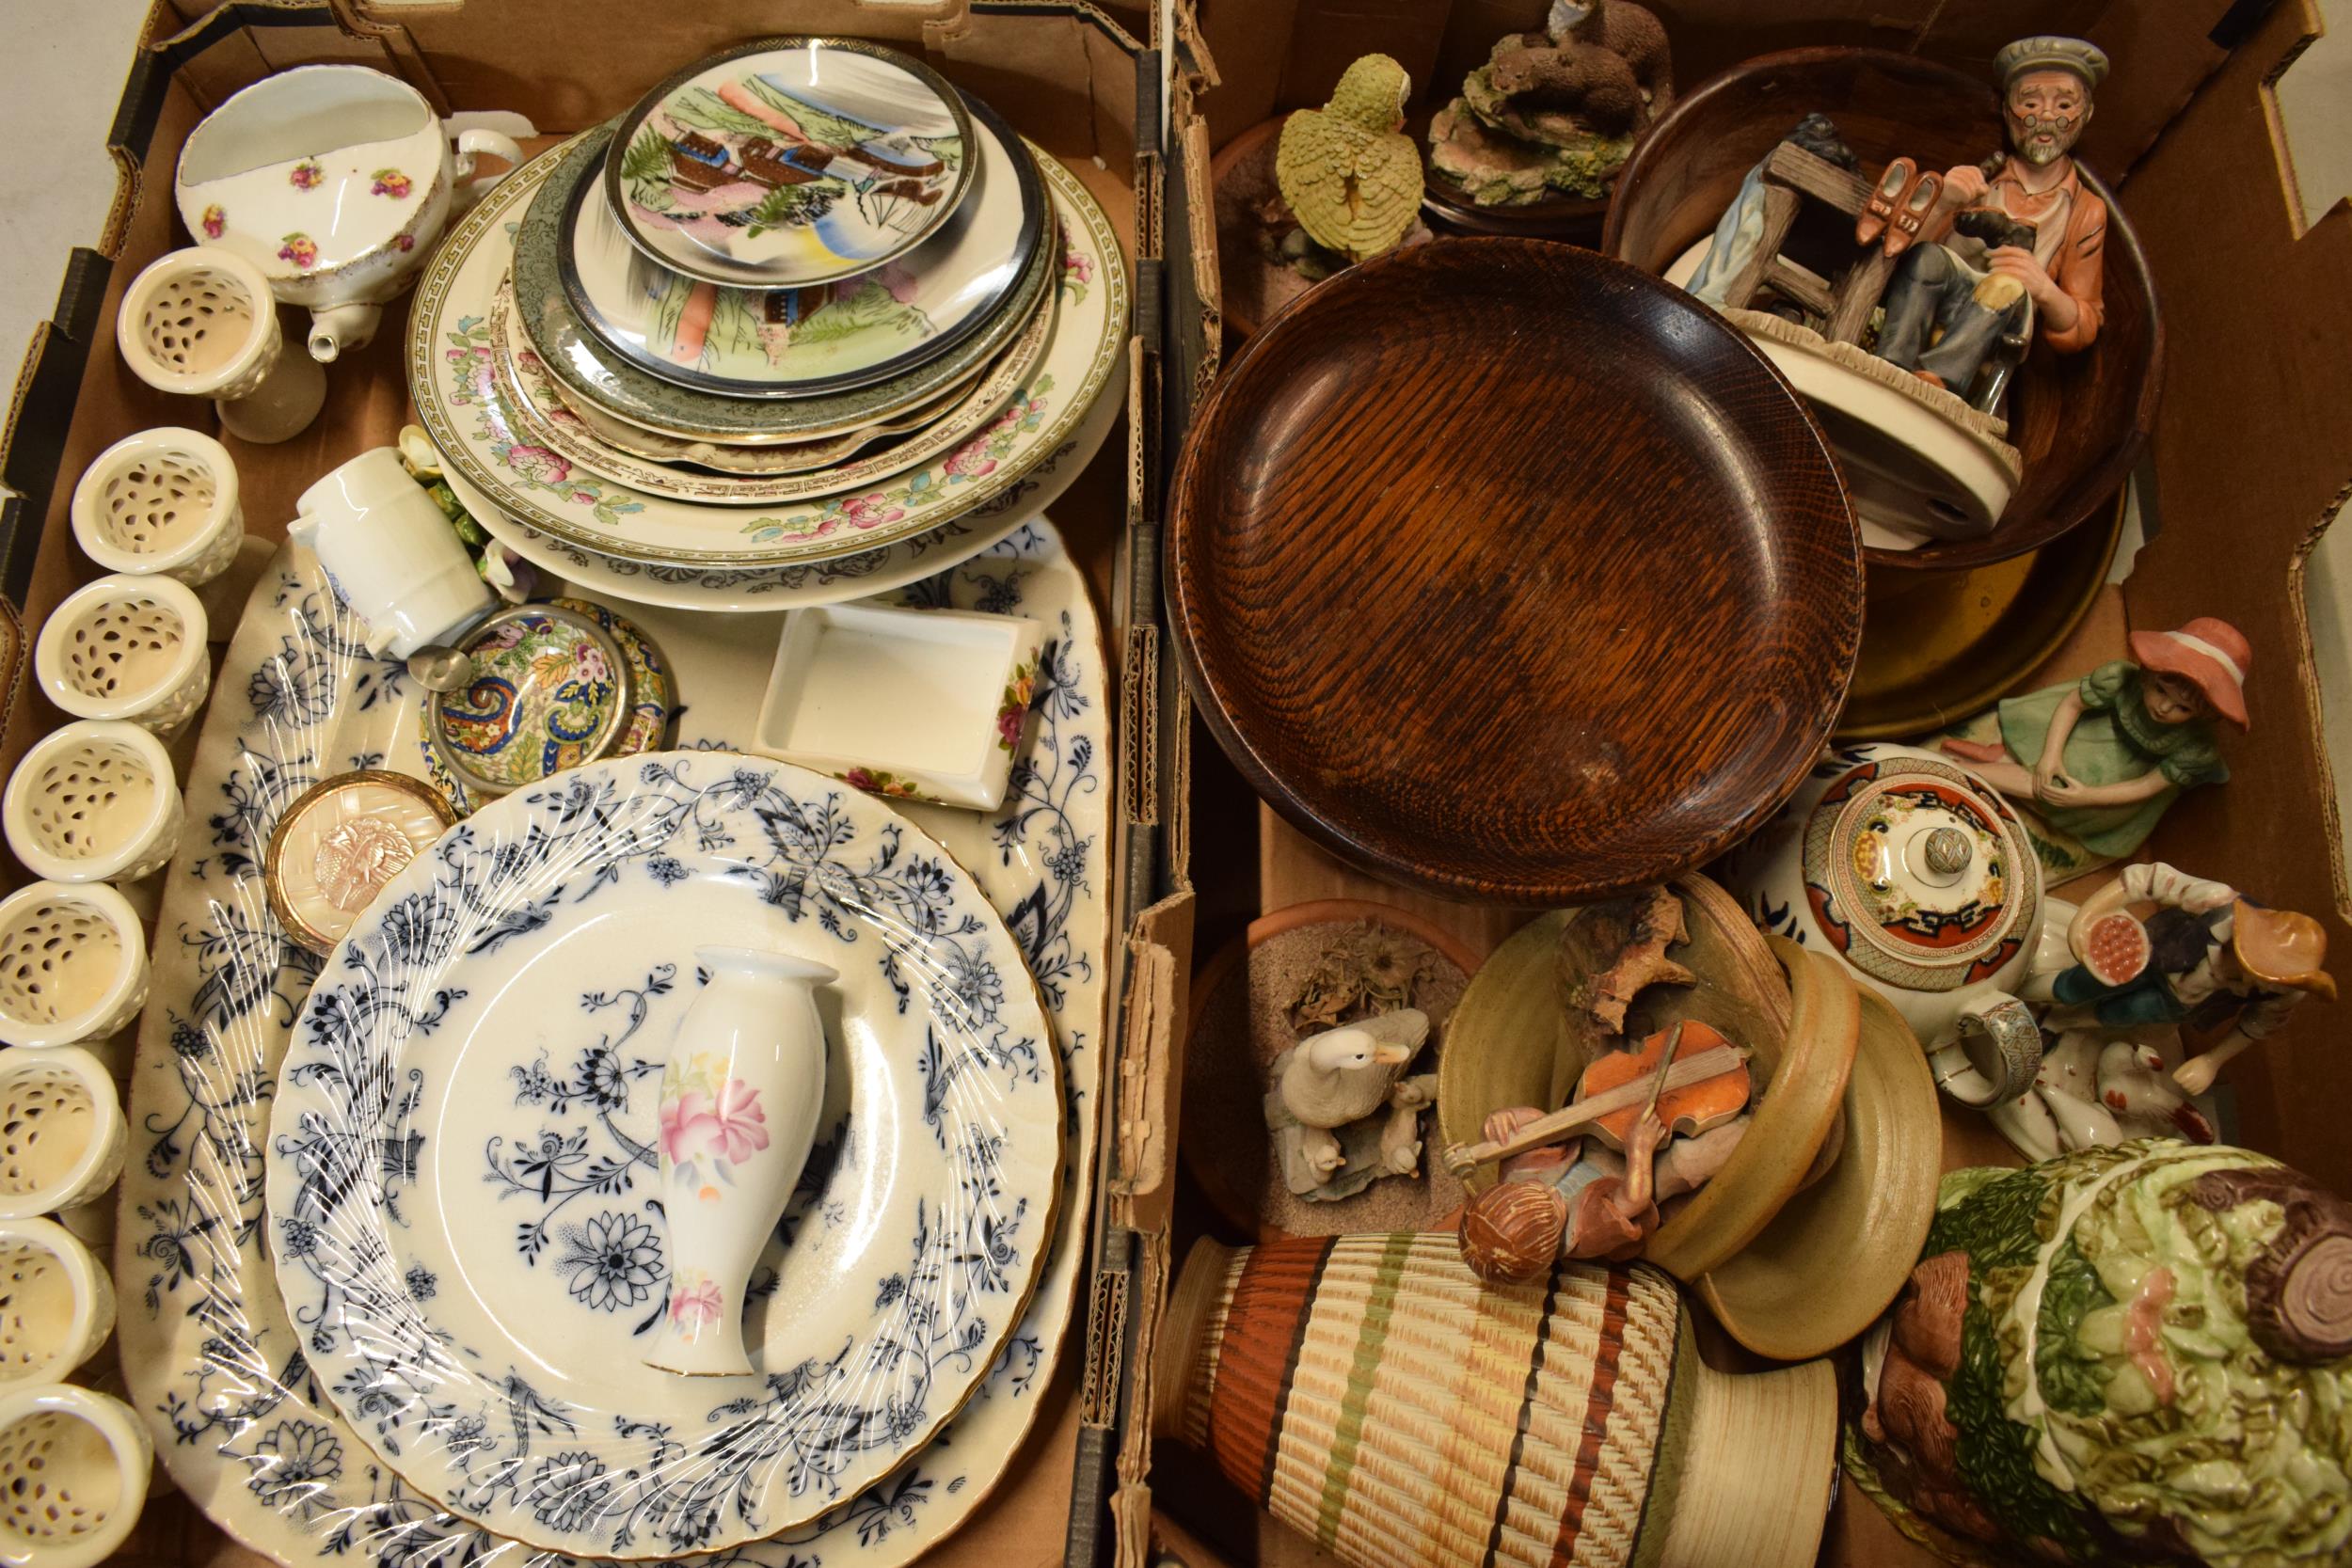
top-left (1265, 1007), bottom-right (1438, 1197)
top-left (1275, 54), bottom-right (1424, 266)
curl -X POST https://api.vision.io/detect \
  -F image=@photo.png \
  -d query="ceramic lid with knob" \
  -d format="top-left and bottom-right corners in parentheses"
top-left (1798, 752), bottom-right (2042, 993)
top-left (424, 602), bottom-right (631, 796)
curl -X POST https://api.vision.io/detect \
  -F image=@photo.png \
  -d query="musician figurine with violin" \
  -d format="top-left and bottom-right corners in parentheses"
top-left (1454, 1019), bottom-right (1755, 1284)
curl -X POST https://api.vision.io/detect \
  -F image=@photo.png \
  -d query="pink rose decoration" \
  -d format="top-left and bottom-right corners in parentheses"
top-left (289, 161), bottom-right (323, 190)
top-left (669, 1275), bottom-right (723, 1328)
top-left (945, 438), bottom-right (996, 480)
top-left (837, 495), bottom-right (906, 530)
top-left (660, 1080), bottom-right (771, 1165)
top-left (571, 640), bottom-right (612, 686)
top-left (395, 233), bottom-right (415, 252)
top-left (200, 204), bottom-right (226, 240)
top-left (505, 445), bottom-right (571, 484)
top-left (371, 168), bottom-right (413, 198)
top-left (997, 703), bottom-right (1025, 750)
top-left (277, 233), bottom-right (319, 269)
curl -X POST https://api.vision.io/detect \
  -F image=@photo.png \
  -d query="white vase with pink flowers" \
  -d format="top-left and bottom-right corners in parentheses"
top-left (645, 945), bottom-right (835, 1376)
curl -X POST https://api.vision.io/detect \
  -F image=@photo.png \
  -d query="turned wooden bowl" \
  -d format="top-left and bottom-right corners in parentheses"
top-left (1168, 238), bottom-right (1861, 905)
top-left (1602, 47), bottom-right (2163, 574)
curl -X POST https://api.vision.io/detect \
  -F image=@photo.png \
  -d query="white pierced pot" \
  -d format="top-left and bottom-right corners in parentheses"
top-left (0, 888), bottom-right (148, 1052)
top-left (33, 575), bottom-right (210, 736)
top-left (0, 1385), bottom-right (151, 1568)
top-left (3, 722), bottom-right (182, 886)
top-left (0, 1220), bottom-right (113, 1387)
top-left (69, 427), bottom-right (243, 585)
top-left (0, 1049), bottom-right (127, 1223)
top-left (113, 245), bottom-right (323, 444)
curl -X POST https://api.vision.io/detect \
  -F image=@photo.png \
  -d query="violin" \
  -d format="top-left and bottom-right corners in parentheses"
top-left (1575, 1019), bottom-right (1754, 1207)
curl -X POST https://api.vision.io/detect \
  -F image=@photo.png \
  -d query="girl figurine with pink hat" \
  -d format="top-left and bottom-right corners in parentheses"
top-left (1941, 616), bottom-right (2249, 872)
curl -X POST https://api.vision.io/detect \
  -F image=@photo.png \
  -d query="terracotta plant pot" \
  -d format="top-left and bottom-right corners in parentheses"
top-left (1153, 1232), bottom-right (1837, 1568)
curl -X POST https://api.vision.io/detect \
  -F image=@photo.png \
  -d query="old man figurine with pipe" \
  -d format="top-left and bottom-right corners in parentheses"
top-left (1872, 36), bottom-right (2109, 396)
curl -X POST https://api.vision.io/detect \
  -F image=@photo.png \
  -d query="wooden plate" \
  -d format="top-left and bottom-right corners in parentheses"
top-left (1836, 490), bottom-right (2123, 739)
top-left (1168, 238), bottom-right (1861, 903)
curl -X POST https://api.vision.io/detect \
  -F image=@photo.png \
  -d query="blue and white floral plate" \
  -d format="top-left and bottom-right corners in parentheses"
top-left (119, 520), bottom-right (1109, 1567)
top-left (264, 751), bottom-right (1061, 1559)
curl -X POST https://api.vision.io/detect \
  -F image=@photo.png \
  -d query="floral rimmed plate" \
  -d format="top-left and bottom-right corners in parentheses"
top-left (521, 126), bottom-right (1046, 445)
top-left (566, 93), bottom-right (1040, 396)
top-left (263, 751), bottom-right (1063, 1557)
top-left (119, 521), bottom-right (1110, 1568)
top-left (488, 269), bottom-right (1054, 505)
top-left (603, 40), bottom-right (974, 290)
top-left (554, 364), bottom-right (976, 475)
top-left (426, 133), bottom-right (1122, 567)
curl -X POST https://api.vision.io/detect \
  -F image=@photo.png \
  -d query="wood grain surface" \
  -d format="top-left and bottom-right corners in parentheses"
top-left (1168, 237), bottom-right (1861, 905)
top-left (1603, 47), bottom-right (2163, 575)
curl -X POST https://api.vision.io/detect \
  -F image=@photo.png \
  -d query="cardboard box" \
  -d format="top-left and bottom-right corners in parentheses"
top-left (1148, 3), bottom-right (2352, 1565)
top-left (0, 3), bottom-right (1184, 1564)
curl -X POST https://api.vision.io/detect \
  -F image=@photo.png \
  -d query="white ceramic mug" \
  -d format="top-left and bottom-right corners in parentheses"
top-left (291, 447), bottom-right (494, 658)
top-left (0, 887), bottom-right (149, 1052)
top-left (3, 721), bottom-right (183, 888)
top-left (0, 1384), bottom-right (153, 1568)
top-left (175, 64), bottom-right (526, 361)
top-left (0, 1218), bottom-right (116, 1387)
top-left (33, 575), bottom-right (210, 736)
top-left (115, 245), bottom-right (326, 444)
top-left (70, 427), bottom-right (244, 585)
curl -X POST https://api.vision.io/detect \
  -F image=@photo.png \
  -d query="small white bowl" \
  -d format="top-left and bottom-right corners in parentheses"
top-left (0, 1049), bottom-right (128, 1223)
top-left (69, 427), bottom-right (244, 585)
top-left (0, 888), bottom-right (148, 1052)
top-left (32, 575), bottom-right (210, 736)
top-left (3, 722), bottom-right (182, 886)
top-left (0, 1220), bottom-right (114, 1387)
top-left (0, 1384), bottom-right (152, 1568)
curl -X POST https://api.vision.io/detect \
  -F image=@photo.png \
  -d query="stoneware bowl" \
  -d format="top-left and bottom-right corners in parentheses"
top-left (1167, 237), bottom-right (1860, 903)
top-left (0, 1046), bottom-right (128, 1223)
top-left (33, 575), bottom-right (211, 736)
top-left (0, 1384), bottom-right (153, 1568)
top-left (1603, 47), bottom-right (2161, 573)
top-left (0, 1219), bottom-right (115, 1387)
top-left (0, 887), bottom-right (149, 1052)
top-left (115, 245), bottom-right (325, 443)
top-left (68, 427), bottom-right (244, 585)
top-left (3, 721), bottom-right (183, 887)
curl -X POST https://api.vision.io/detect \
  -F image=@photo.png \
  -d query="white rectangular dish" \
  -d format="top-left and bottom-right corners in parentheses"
top-left (754, 600), bottom-right (1043, 807)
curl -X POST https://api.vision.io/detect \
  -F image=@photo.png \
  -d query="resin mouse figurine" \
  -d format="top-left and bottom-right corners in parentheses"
top-left (1942, 618), bottom-right (2247, 875)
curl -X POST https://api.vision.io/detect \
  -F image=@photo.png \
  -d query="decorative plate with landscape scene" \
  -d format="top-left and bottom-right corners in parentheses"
top-left (604, 39), bottom-right (975, 289)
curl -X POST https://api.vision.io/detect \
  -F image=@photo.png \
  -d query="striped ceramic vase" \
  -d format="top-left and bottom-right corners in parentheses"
top-left (1153, 1232), bottom-right (1836, 1568)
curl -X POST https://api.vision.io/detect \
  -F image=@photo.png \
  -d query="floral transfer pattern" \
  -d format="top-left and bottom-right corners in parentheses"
top-left (658, 1052), bottom-right (771, 1198)
top-left (200, 203), bottom-right (226, 240)
top-left (278, 233), bottom-right (318, 269)
top-left (443, 313), bottom-right (648, 533)
top-left (372, 167), bottom-right (413, 198)
top-left (119, 522), bottom-right (1105, 1568)
top-left (289, 161), bottom-right (323, 190)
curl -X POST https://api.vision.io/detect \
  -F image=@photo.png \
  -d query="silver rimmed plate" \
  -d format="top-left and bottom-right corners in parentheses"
top-left (263, 752), bottom-right (1062, 1558)
top-left (564, 95), bottom-right (1041, 397)
top-left (519, 125), bottom-right (1052, 445)
top-left (604, 39), bottom-right (974, 289)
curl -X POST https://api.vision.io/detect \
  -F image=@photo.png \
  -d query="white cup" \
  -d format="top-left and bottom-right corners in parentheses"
top-left (4, 721), bottom-right (183, 889)
top-left (0, 1046), bottom-right (129, 1223)
top-left (291, 446), bottom-right (494, 658)
top-left (0, 1384), bottom-right (153, 1568)
top-left (0, 888), bottom-right (149, 1052)
top-left (70, 427), bottom-right (244, 585)
top-left (33, 575), bottom-right (210, 736)
top-left (0, 1218), bottom-right (116, 1387)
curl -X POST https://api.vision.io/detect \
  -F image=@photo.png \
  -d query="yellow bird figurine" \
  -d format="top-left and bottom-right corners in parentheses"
top-left (1276, 54), bottom-right (1423, 264)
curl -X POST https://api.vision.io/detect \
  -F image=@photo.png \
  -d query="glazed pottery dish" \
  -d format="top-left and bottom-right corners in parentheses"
top-left (753, 600), bottom-right (1042, 806)
top-left (1168, 238), bottom-right (1860, 903)
top-left (564, 95), bottom-right (1042, 396)
top-left (519, 125), bottom-right (1053, 444)
top-left (488, 270), bottom-right (1055, 504)
top-left (417, 133), bottom-right (1123, 569)
top-left (174, 63), bottom-right (523, 360)
top-left (603, 39), bottom-right (974, 289)
top-left (120, 524), bottom-right (1111, 1568)
top-left (262, 752), bottom-right (1063, 1556)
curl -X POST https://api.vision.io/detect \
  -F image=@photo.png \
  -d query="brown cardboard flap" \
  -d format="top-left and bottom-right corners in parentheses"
top-left (1113, 890), bottom-right (1197, 1226)
top-left (2118, 0), bottom-right (2352, 1189)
